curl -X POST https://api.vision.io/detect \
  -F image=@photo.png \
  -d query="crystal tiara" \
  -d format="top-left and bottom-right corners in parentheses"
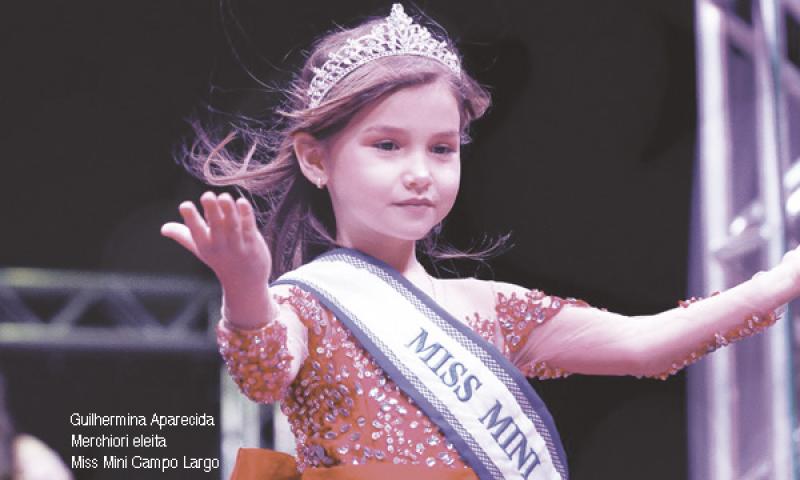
top-left (306, 4), bottom-right (461, 109)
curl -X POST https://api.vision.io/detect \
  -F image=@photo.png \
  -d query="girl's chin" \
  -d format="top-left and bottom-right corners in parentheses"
top-left (391, 220), bottom-right (441, 237)
top-left (405, 228), bottom-right (441, 242)
top-left (337, 229), bottom-right (436, 246)
top-left (379, 227), bottom-right (439, 243)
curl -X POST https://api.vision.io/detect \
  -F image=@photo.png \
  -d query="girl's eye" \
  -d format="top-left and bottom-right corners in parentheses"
top-left (431, 144), bottom-right (456, 155)
top-left (373, 140), bottom-right (399, 151)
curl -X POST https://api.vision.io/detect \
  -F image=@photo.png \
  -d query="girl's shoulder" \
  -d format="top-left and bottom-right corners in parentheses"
top-left (438, 277), bottom-right (529, 320)
top-left (268, 282), bottom-right (315, 329)
top-left (272, 276), bottom-right (534, 324)
top-left (441, 277), bottom-right (529, 300)
top-left (269, 282), bottom-right (297, 298)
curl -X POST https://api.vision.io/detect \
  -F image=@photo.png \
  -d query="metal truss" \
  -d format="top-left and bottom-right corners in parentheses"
top-left (692, 0), bottom-right (800, 478)
top-left (0, 267), bottom-right (220, 352)
top-left (0, 267), bottom-right (271, 478)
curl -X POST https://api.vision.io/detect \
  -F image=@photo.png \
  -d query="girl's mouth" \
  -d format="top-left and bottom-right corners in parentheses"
top-left (395, 198), bottom-right (434, 206)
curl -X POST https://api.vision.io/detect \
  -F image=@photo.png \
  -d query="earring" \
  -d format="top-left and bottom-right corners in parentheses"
top-left (316, 177), bottom-right (324, 189)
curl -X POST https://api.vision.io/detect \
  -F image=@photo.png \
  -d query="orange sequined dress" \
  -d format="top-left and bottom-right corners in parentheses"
top-left (217, 284), bottom-right (779, 479)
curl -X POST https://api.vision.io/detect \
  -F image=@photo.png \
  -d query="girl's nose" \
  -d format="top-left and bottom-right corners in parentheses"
top-left (403, 155), bottom-right (433, 191)
top-left (405, 174), bottom-right (432, 192)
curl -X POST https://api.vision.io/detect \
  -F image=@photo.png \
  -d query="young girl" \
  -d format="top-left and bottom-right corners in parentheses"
top-left (161, 4), bottom-right (798, 480)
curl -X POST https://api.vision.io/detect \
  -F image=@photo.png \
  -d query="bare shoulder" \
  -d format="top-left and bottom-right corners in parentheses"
top-left (449, 278), bottom-right (529, 296)
top-left (439, 277), bottom-right (483, 296)
top-left (439, 277), bottom-right (527, 317)
top-left (486, 280), bottom-right (530, 298)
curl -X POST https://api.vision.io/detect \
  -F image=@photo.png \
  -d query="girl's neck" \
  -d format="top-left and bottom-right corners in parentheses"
top-left (337, 237), bottom-right (425, 277)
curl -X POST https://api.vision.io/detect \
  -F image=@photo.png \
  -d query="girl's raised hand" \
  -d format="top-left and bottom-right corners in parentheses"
top-left (160, 192), bottom-right (272, 290)
top-left (775, 244), bottom-right (800, 291)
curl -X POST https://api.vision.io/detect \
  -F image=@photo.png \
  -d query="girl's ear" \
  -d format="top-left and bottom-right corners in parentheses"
top-left (293, 132), bottom-right (327, 188)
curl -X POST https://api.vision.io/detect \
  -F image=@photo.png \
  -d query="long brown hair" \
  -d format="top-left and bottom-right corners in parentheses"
top-left (182, 7), bottom-right (503, 280)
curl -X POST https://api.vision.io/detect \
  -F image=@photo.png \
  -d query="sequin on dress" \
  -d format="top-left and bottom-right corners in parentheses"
top-left (645, 292), bottom-right (781, 380)
top-left (217, 284), bottom-right (779, 472)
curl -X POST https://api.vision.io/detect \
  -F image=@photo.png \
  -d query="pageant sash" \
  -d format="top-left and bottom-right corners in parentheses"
top-left (273, 248), bottom-right (568, 480)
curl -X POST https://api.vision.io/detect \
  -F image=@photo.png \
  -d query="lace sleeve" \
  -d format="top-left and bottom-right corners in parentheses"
top-left (495, 288), bottom-right (592, 379)
top-left (216, 287), bottom-right (309, 404)
top-left (643, 292), bottom-right (782, 379)
top-left (493, 285), bottom-right (784, 381)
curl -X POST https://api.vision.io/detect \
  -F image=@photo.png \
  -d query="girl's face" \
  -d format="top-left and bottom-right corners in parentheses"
top-left (322, 79), bottom-right (461, 249)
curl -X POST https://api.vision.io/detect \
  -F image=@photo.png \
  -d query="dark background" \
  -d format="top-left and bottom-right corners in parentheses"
top-left (0, 1), bottom-right (696, 478)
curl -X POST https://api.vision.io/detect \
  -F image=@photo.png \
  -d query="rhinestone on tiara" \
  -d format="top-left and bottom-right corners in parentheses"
top-left (306, 4), bottom-right (461, 109)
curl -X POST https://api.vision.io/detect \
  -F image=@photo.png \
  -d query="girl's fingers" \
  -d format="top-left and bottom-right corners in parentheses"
top-left (237, 197), bottom-right (259, 234)
top-left (160, 222), bottom-right (201, 257)
top-left (200, 191), bottom-right (225, 233)
top-left (218, 193), bottom-right (241, 235)
top-left (178, 201), bottom-right (211, 247)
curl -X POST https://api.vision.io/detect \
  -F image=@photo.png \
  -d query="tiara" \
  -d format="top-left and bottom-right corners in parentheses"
top-left (306, 4), bottom-right (461, 108)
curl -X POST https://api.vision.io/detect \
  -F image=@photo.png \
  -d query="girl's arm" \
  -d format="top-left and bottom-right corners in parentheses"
top-left (161, 192), bottom-right (307, 402)
top-left (493, 249), bottom-right (799, 380)
top-left (216, 283), bottom-right (308, 403)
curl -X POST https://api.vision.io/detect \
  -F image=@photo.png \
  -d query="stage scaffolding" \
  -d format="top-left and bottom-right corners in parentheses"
top-left (0, 268), bottom-right (267, 479)
top-left (692, 0), bottom-right (800, 479)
